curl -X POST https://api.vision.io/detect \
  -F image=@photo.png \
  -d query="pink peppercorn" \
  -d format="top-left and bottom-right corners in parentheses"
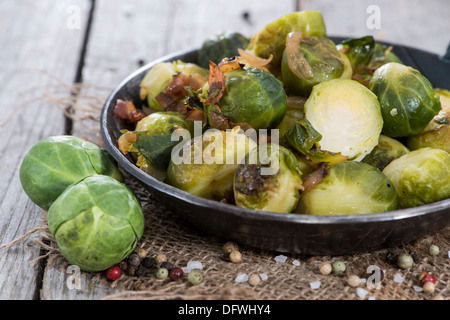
top-left (169, 267), bottom-right (184, 280)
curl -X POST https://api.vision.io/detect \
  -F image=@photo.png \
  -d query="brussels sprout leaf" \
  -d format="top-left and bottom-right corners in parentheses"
top-left (284, 119), bottom-right (348, 165)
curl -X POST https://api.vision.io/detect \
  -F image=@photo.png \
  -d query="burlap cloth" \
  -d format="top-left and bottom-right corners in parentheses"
top-left (12, 78), bottom-right (450, 300)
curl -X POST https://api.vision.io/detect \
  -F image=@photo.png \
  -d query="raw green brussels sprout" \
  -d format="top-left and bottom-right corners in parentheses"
top-left (382, 148), bottom-right (450, 208)
top-left (362, 134), bottom-right (410, 171)
top-left (47, 175), bottom-right (144, 272)
top-left (139, 61), bottom-right (209, 110)
top-left (281, 36), bottom-right (352, 97)
top-left (296, 161), bottom-right (398, 215)
top-left (302, 79), bottom-right (383, 161)
top-left (208, 67), bottom-right (287, 130)
top-left (198, 32), bottom-right (250, 68)
top-left (246, 11), bottom-right (327, 70)
top-left (276, 96), bottom-right (306, 139)
top-left (119, 112), bottom-right (195, 180)
top-left (234, 144), bottom-right (303, 213)
top-left (166, 126), bottom-right (257, 202)
top-left (406, 89), bottom-right (450, 152)
top-left (20, 135), bottom-right (123, 210)
top-left (369, 62), bottom-right (442, 137)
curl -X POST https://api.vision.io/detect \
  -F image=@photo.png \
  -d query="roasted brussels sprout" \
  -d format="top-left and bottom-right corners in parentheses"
top-left (140, 61), bottom-right (209, 110)
top-left (207, 67), bottom-right (287, 130)
top-left (246, 11), bottom-right (327, 70)
top-left (362, 134), bottom-right (410, 171)
top-left (20, 135), bottom-right (123, 210)
top-left (369, 62), bottom-right (442, 137)
top-left (296, 161), bottom-right (398, 215)
top-left (382, 148), bottom-right (450, 208)
top-left (198, 32), bottom-right (249, 68)
top-left (406, 88), bottom-right (450, 152)
top-left (118, 112), bottom-right (195, 180)
top-left (233, 144), bottom-right (303, 213)
top-left (281, 35), bottom-right (352, 97)
top-left (302, 78), bottom-right (383, 161)
top-left (47, 175), bottom-right (144, 272)
top-left (336, 36), bottom-right (375, 73)
top-left (166, 126), bottom-right (257, 202)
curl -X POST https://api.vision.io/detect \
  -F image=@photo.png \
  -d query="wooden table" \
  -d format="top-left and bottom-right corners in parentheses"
top-left (1, 0), bottom-right (448, 300)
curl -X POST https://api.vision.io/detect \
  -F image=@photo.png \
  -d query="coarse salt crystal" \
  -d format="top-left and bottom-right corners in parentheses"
top-left (356, 288), bottom-right (368, 298)
top-left (187, 261), bottom-right (203, 270)
top-left (368, 296), bottom-right (376, 300)
top-left (235, 273), bottom-right (249, 283)
top-left (448, 250), bottom-right (450, 259)
top-left (260, 273), bottom-right (268, 281)
top-left (274, 255), bottom-right (288, 263)
top-left (292, 260), bottom-right (301, 266)
top-left (309, 281), bottom-right (321, 290)
top-left (390, 108), bottom-right (398, 116)
top-left (413, 286), bottom-right (423, 292)
top-left (393, 273), bottom-right (404, 283)
top-left (360, 278), bottom-right (367, 283)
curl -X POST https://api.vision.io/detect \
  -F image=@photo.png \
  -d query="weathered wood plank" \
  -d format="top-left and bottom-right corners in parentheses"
top-left (0, 0), bottom-right (91, 300)
top-left (298, 0), bottom-right (450, 55)
top-left (44, 0), bottom-right (297, 299)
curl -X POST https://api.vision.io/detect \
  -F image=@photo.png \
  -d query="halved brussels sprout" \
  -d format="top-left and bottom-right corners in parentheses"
top-left (369, 62), bottom-right (442, 137)
top-left (246, 10), bottom-right (327, 70)
top-left (140, 61), bottom-right (209, 110)
top-left (207, 67), bottom-right (287, 130)
top-left (303, 78), bottom-right (383, 161)
top-left (296, 161), bottom-right (398, 215)
top-left (281, 35), bottom-right (352, 97)
top-left (48, 175), bottom-right (144, 272)
top-left (198, 32), bottom-right (250, 68)
top-left (362, 134), bottom-right (410, 171)
top-left (233, 144), bottom-right (303, 213)
top-left (406, 88), bottom-right (450, 152)
top-left (382, 148), bottom-right (450, 208)
top-left (118, 112), bottom-right (195, 180)
top-left (166, 126), bottom-right (257, 202)
top-left (20, 135), bottom-right (123, 210)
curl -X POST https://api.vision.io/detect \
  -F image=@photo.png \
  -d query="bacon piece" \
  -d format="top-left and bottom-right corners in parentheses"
top-left (237, 48), bottom-right (273, 71)
top-left (113, 99), bottom-right (146, 123)
top-left (206, 61), bottom-right (226, 108)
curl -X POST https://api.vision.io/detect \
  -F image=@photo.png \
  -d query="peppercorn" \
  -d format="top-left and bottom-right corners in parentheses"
top-left (135, 265), bottom-right (148, 277)
top-left (158, 261), bottom-right (173, 271)
top-left (154, 253), bottom-right (167, 265)
top-left (385, 250), bottom-right (399, 265)
top-left (137, 248), bottom-right (147, 259)
top-left (331, 261), bottom-right (346, 275)
top-left (126, 265), bottom-right (136, 276)
top-left (409, 251), bottom-right (420, 263)
top-left (422, 281), bottom-right (435, 294)
top-left (127, 253), bottom-right (141, 267)
top-left (429, 244), bottom-right (439, 256)
top-left (347, 275), bottom-right (360, 287)
top-left (397, 253), bottom-right (414, 269)
top-left (248, 274), bottom-right (261, 287)
top-left (118, 261), bottom-right (128, 271)
top-left (106, 266), bottom-right (122, 281)
top-left (187, 270), bottom-right (203, 285)
top-left (229, 250), bottom-right (242, 263)
top-left (319, 262), bottom-right (332, 275)
top-left (156, 267), bottom-right (169, 279)
top-left (418, 271), bottom-right (436, 284)
top-left (223, 241), bottom-right (239, 255)
top-left (169, 267), bottom-right (184, 280)
top-left (142, 257), bottom-right (155, 269)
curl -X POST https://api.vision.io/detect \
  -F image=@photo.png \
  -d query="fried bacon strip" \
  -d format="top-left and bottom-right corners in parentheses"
top-left (156, 73), bottom-right (207, 111)
top-left (113, 99), bottom-right (146, 123)
top-left (205, 61), bottom-right (226, 109)
top-left (301, 163), bottom-right (328, 194)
